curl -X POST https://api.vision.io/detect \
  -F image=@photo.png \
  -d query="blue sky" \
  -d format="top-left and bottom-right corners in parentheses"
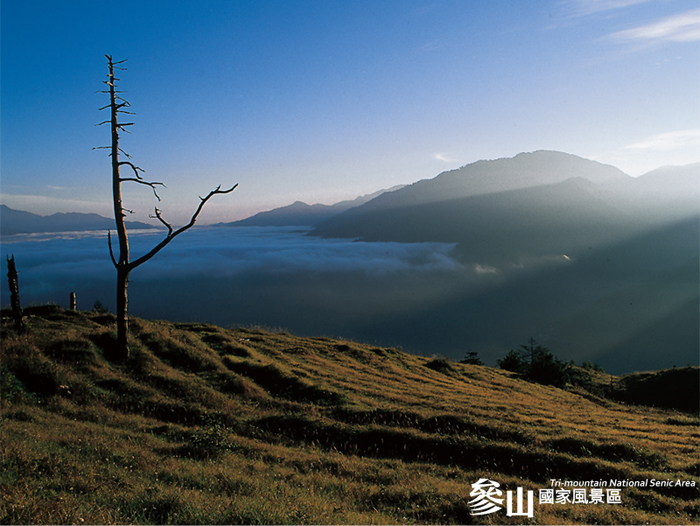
top-left (2, 0), bottom-right (698, 224)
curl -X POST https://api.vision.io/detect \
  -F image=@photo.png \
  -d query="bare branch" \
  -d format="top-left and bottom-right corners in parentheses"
top-left (190, 184), bottom-right (238, 225)
top-left (101, 81), bottom-right (125, 92)
top-left (118, 161), bottom-right (145, 179)
top-left (150, 208), bottom-right (174, 235)
top-left (128, 183), bottom-right (238, 270)
top-left (107, 231), bottom-right (118, 268)
top-left (120, 178), bottom-right (164, 200)
top-left (178, 183), bottom-right (238, 232)
top-left (96, 120), bottom-right (110, 126)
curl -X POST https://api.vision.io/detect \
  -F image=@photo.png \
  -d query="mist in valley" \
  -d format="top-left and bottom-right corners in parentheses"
top-left (1, 197), bottom-right (697, 376)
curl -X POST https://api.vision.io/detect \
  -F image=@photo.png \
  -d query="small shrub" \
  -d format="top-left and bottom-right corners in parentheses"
top-left (498, 339), bottom-right (570, 387)
top-left (581, 360), bottom-right (604, 372)
top-left (179, 417), bottom-right (236, 459)
top-left (459, 351), bottom-right (484, 365)
top-left (497, 349), bottom-right (525, 373)
top-left (92, 300), bottom-right (109, 314)
top-left (0, 367), bottom-right (32, 404)
top-left (424, 357), bottom-right (456, 374)
top-left (529, 350), bottom-right (570, 387)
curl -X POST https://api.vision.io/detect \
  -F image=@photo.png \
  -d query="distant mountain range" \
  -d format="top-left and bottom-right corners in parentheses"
top-left (223, 186), bottom-right (405, 227)
top-left (0, 205), bottom-right (154, 235)
top-left (230, 150), bottom-right (698, 236)
top-left (7, 151), bottom-right (697, 237)
top-left (313, 150), bottom-right (698, 245)
top-left (1, 186), bottom-right (406, 235)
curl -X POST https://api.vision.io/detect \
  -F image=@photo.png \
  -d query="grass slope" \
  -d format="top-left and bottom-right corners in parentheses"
top-left (1, 307), bottom-right (698, 525)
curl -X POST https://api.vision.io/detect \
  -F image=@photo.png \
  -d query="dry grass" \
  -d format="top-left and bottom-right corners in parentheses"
top-left (1, 307), bottom-right (698, 524)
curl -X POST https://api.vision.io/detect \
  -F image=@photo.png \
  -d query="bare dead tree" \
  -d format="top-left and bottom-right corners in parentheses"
top-left (6, 255), bottom-right (25, 333)
top-left (97, 55), bottom-right (237, 359)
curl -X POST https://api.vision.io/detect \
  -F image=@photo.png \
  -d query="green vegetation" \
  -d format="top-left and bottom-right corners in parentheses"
top-left (459, 351), bottom-right (484, 366)
top-left (497, 338), bottom-right (572, 388)
top-left (1, 307), bottom-right (698, 524)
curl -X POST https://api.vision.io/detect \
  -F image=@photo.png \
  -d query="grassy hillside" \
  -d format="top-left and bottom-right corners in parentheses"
top-left (1, 307), bottom-right (698, 525)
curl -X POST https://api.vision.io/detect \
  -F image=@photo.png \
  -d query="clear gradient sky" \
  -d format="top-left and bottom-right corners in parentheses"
top-left (2, 0), bottom-right (699, 224)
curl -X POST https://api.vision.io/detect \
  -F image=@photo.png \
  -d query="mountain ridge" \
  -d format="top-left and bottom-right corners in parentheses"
top-left (0, 205), bottom-right (155, 236)
top-left (345, 150), bottom-right (633, 214)
top-left (312, 151), bottom-right (698, 249)
top-left (222, 185), bottom-right (405, 227)
top-left (222, 151), bottom-right (697, 233)
top-left (3, 152), bottom-right (696, 233)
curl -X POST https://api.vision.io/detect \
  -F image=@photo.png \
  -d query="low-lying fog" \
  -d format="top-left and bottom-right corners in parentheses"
top-left (1, 225), bottom-right (697, 374)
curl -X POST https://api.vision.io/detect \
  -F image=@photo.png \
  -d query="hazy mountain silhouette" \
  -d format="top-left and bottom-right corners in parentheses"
top-left (225, 186), bottom-right (405, 227)
top-left (316, 176), bottom-right (640, 265)
top-left (0, 205), bottom-right (154, 235)
top-left (630, 162), bottom-right (700, 219)
top-left (314, 152), bottom-right (698, 261)
top-left (341, 150), bottom-right (632, 213)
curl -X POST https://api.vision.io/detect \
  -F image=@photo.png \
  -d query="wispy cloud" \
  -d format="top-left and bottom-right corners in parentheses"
top-left (624, 129), bottom-right (700, 151)
top-left (415, 39), bottom-right (445, 54)
top-left (556, 0), bottom-right (651, 18)
top-left (559, 0), bottom-right (653, 17)
top-left (474, 264), bottom-right (498, 275)
top-left (609, 8), bottom-right (700, 43)
top-left (432, 152), bottom-right (455, 163)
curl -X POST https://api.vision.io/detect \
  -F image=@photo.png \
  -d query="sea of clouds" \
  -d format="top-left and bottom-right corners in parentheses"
top-left (4, 224), bottom-right (695, 373)
top-left (0, 225), bottom-right (466, 309)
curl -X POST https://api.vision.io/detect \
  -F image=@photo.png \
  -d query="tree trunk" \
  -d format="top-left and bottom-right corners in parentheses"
top-left (115, 266), bottom-right (130, 359)
top-left (107, 56), bottom-right (132, 360)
